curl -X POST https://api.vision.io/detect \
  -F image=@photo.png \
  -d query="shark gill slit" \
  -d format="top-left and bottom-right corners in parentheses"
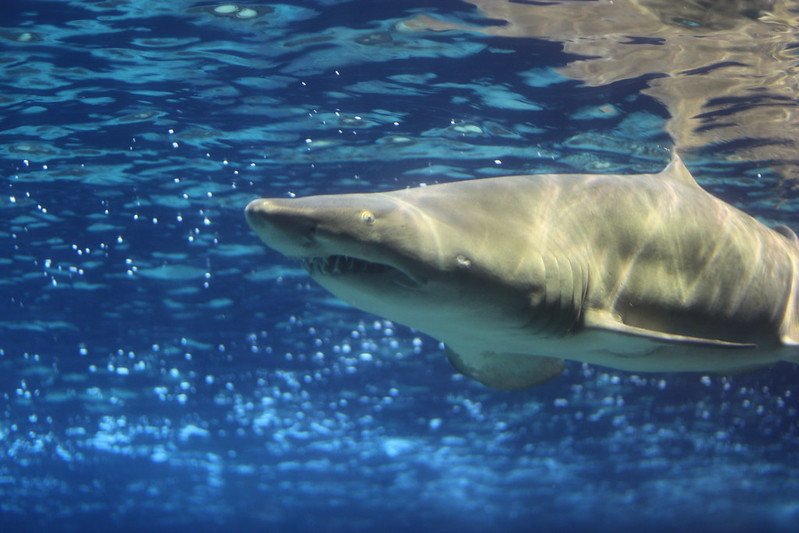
top-left (550, 252), bottom-right (573, 334)
top-left (555, 252), bottom-right (585, 335)
top-left (571, 254), bottom-right (589, 329)
top-left (532, 252), bottom-right (558, 335)
top-left (526, 251), bottom-right (583, 337)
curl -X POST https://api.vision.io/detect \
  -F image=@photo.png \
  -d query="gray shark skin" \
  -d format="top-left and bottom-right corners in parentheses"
top-left (245, 155), bottom-right (799, 390)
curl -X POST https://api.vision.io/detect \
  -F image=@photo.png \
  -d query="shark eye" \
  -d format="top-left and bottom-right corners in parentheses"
top-left (360, 210), bottom-right (376, 225)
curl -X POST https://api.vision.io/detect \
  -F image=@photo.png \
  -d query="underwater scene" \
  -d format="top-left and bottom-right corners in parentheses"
top-left (2, 0), bottom-right (799, 530)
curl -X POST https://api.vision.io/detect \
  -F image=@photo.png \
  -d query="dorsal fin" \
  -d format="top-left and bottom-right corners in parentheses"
top-left (660, 152), bottom-right (699, 187)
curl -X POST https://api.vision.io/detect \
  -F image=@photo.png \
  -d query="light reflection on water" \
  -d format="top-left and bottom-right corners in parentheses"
top-left (408, 0), bottom-right (799, 191)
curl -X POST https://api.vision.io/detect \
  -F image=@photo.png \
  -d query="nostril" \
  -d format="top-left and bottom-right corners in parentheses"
top-left (244, 197), bottom-right (323, 256)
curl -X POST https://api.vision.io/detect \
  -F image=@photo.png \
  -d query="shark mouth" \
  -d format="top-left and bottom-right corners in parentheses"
top-left (302, 255), bottom-right (393, 275)
top-left (301, 255), bottom-right (424, 288)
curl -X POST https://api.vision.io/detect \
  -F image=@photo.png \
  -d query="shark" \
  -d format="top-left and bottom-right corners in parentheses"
top-left (245, 155), bottom-right (799, 390)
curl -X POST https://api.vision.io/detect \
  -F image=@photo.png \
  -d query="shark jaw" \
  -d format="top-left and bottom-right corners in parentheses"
top-left (299, 254), bottom-right (426, 291)
top-left (244, 197), bottom-right (430, 296)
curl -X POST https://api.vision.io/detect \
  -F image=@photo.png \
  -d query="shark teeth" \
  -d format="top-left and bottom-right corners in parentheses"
top-left (301, 255), bottom-right (394, 275)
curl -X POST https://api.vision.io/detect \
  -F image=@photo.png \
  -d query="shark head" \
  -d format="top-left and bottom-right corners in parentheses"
top-left (244, 182), bottom-right (559, 341)
top-left (245, 192), bottom-right (433, 292)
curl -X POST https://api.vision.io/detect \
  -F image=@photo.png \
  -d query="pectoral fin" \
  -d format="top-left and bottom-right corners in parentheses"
top-left (583, 309), bottom-right (756, 349)
top-left (445, 346), bottom-right (564, 390)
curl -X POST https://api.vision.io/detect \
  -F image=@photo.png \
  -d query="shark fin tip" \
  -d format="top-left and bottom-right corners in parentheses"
top-left (661, 151), bottom-right (700, 187)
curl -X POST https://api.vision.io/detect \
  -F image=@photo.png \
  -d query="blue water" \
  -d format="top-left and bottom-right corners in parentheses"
top-left (2, 0), bottom-right (799, 531)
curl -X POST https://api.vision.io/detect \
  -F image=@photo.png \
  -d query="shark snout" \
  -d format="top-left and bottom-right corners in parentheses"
top-left (245, 198), bottom-right (318, 257)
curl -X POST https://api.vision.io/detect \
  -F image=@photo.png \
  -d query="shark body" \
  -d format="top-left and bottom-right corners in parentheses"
top-left (245, 156), bottom-right (799, 390)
